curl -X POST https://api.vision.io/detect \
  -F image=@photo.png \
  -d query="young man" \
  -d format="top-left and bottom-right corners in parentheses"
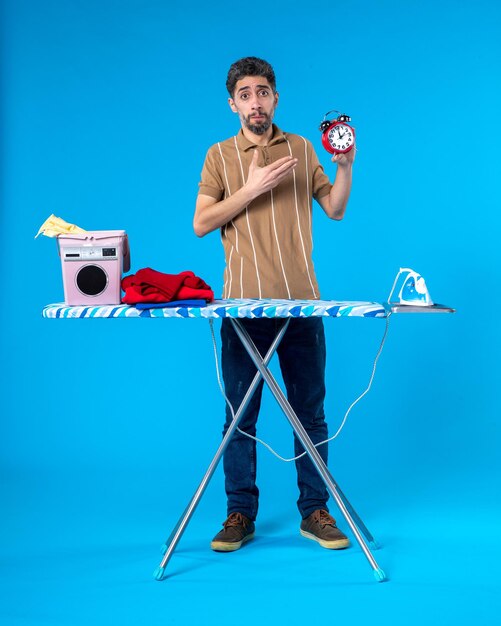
top-left (193, 57), bottom-right (355, 552)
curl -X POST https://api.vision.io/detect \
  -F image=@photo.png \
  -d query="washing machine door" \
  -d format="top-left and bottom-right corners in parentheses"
top-left (76, 264), bottom-right (108, 296)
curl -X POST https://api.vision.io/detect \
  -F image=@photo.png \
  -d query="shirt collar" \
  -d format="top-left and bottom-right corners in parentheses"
top-left (236, 124), bottom-right (287, 151)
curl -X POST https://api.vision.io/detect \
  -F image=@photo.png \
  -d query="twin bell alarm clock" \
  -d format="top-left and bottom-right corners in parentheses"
top-left (319, 110), bottom-right (355, 154)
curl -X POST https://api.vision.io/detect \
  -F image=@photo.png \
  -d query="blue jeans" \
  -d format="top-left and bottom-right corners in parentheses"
top-left (221, 317), bottom-right (329, 521)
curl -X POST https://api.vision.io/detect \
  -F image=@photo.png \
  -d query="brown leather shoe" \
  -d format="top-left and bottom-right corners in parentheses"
top-left (210, 512), bottom-right (255, 552)
top-left (300, 509), bottom-right (350, 549)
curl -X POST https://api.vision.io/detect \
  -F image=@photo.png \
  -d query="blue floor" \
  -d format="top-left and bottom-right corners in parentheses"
top-left (2, 466), bottom-right (500, 626)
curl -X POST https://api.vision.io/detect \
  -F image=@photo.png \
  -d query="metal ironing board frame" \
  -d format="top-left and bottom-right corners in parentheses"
top-left (42, 298), bottom-right (455, 583)
top-left (154, 317), bottom-right (386, 583)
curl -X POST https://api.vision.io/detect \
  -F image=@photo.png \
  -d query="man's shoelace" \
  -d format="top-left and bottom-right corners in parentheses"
top-left (311, 509), bottom-right (336, 528)
top-left (223, 513), bottom-right (248, 529)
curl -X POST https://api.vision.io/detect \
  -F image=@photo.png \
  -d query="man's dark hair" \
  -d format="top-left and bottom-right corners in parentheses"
top-left (226, 57), bottom-right (276, 97)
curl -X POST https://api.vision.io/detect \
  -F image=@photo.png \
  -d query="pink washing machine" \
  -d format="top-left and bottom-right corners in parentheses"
top-left (57, 230), bottom-right (131, 305)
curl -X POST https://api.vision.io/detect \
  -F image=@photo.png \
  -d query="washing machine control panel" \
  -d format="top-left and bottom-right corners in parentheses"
top-left (63, 246), bottom-right (118, 261)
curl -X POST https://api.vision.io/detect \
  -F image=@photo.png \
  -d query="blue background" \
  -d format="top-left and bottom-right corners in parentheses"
top-left (1, 0), bottom-right (500, 623)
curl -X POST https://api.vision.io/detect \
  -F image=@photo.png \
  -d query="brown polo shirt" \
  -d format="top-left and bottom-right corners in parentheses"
top-left (198, 124), bottom-right (332, 299)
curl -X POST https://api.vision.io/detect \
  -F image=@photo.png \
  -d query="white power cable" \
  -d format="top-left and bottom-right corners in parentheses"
top-left (208, 313), bottom-right (391, 463)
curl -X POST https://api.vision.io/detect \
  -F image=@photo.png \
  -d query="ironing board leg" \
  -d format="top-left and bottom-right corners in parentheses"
top-left (231, 319), bottom-right (386, 582)
top-left (153, 319), bottom-right (291, 581)
top-left (332, 483), bottom-right (379, 549)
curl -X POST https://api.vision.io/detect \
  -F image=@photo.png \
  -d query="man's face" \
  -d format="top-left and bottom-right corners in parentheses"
top-left (228, 76), bottom-right (279, 135)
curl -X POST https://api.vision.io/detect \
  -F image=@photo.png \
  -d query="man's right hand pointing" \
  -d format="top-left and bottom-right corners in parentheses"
top-left (245, 150), bottom-right (298, 199)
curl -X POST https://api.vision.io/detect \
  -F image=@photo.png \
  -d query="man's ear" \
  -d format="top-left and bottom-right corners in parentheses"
top-left (228, 97), bottom-right (238, 113)
top-left (274, 91), bottom-right (279, 108)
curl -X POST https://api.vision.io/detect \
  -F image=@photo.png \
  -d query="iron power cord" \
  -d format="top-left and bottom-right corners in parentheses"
top-left (208, 313), bottom-right (392, 463)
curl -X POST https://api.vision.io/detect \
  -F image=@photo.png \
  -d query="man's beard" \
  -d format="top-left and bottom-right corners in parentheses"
top-left (243, 113), bottom-right (272, 135)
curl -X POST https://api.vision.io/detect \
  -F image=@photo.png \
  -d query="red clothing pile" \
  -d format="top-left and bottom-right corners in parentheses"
top-left (121, 268), bottom-right (214, 304)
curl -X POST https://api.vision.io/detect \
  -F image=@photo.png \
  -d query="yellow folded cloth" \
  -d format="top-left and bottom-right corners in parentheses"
top-left (35, 214), bottom-right (87, 238)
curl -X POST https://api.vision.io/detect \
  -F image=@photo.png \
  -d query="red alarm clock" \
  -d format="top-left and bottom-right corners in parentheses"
top-left (319, 110), bottom-right (355, 154)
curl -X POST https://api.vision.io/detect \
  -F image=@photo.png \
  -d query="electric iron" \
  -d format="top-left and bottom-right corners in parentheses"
top-left (388, 267), bottom-right (434, 306)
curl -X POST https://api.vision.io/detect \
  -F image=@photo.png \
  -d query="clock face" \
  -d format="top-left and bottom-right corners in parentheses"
top-left (327, 123), bottom-right (354, 152)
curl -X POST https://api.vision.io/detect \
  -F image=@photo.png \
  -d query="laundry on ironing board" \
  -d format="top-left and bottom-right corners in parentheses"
top-left (122, 268), bottom-right (214, 304)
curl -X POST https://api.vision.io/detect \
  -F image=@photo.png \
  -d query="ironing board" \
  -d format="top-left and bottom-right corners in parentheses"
top-left (42, 298), bottom-right (454, 583)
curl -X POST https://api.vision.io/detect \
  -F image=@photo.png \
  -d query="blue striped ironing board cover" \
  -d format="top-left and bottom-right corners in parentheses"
top-left (42, 299), bottom-right (388, 319)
